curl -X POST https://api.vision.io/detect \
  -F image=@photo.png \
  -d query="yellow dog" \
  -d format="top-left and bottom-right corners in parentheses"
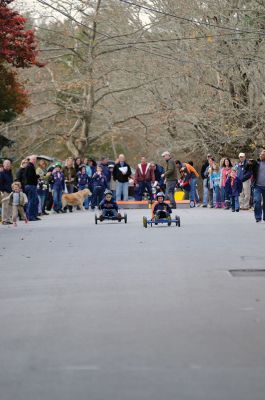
top-left (62, 188), bottom-right (91, 211)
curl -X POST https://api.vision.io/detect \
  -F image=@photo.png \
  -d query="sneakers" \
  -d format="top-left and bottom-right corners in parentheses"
top-left (2, 221), bottom-right (12, 225)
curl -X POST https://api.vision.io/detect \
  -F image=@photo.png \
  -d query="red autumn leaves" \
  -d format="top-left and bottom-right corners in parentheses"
top-left (0, 0), bottom-right (42, 121)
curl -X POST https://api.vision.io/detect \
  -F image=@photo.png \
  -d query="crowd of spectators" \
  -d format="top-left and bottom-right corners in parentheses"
top-left (0, 149), bottom-right (265, 226)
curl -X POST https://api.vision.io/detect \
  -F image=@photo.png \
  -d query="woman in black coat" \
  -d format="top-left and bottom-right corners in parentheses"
top-left (15, 159), bottom-right (28, 192)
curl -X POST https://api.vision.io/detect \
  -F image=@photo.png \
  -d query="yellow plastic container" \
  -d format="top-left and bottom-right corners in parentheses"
top-left (174, 190), bottom-right (185, 201)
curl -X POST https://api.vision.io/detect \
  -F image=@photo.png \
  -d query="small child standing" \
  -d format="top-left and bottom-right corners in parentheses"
top-left (2, 182), bottom-right (28, 226)
top-left (225, 167), bottom-right (243, 212)
top-left (50, 163), bottom-right (65, 213)
top-left (77, 165), bottom-right (91, 210)
top-left (210, 165), bottom-right (222, 208)
top-left (91, 165), bottom-right (107, 209)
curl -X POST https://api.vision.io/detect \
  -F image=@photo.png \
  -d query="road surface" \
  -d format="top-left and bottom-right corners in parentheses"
top-left (0, 208), bottom-right (265, 400)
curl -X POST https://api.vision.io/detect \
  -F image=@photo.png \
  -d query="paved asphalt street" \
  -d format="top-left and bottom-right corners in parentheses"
top-left (0, 208), bottom-right (265, 400)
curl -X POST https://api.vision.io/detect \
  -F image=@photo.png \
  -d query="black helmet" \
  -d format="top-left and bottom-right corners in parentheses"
top-left (104, 189), bottom-right (112, 196)
top-left (157, 192), bottom-right (165, 199)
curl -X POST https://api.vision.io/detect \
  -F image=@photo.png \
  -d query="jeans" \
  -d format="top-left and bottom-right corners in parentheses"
top-left (214, 186), bottom-right (221, 205)
top-left (240, 179), bottom-right (251, 209)
top-left (78, 185), bottom-right (89, 209)
top-left (203, 178), bottom-right (209, 206)
top-left (231, 196), bottom-right (240, 211)
top-left (208, 188), bottom-right (214, 207)
top-left (166, 180), bottom-right (177, 207)
top-left (91, 186), bottom-right (104, 208)
top-left (116, 181), bottom-right (129, 201)
top-left (102, 209), bottom-right (118, 218)
top-left (25, 185), bottom-right (38, 220)
top-left (221, 187), bottom-right (230, 208)
top-left (221, 187), bottom-right (226, 203)
top-left (189, 177), bottom-right (197, 203)
top-left (136, 181), bottom-right (152, 201)
top-left (53, 188), bottom-right (63, 211)
top-left (37, 191), bottom-right (47, 214)
top-left (253, 185), bottom-right (265, 221)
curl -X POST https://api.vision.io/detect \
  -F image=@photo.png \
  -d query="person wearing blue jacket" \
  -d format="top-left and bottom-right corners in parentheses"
top-left (91, 165), bottom-right (107, 209)
top-left (150, 162), bottom-right (165, 192)
top-left (153, 192), bottom-right (172, 220)
top-left (225, 168), bottom-right (243, 212)
top-left (50, 163), bottom-right (65, 213)
top-left (77, 165), bottom-right (91, 209)
top-left (99, 190), bottom-right (120, 220)
top-left (99, 157), bottom-right (111, 186)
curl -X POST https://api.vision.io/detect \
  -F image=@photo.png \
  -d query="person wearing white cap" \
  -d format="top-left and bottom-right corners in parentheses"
top-left (236, 152), bottom-right (252, 209)
top-left (161, 151), bottom-right (178, 208)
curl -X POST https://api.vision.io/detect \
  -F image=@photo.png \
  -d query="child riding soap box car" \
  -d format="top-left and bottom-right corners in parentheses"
top-left (143, 192), bottom-right (180, 227)
top-left (95, 190), bottom-right (127, 224)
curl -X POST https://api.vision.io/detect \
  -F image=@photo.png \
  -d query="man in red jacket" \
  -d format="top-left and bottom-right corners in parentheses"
top-left (134, 157), bottom-right (155, 201)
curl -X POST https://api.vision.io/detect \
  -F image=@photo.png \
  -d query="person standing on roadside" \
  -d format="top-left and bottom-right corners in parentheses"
top-left (63, 157), bottom-right (76, 212)
top-left (99, 156), bottom-right (111, 186)
top-left (236, 152), bottom-right (252, 210)
top-left (74, 157), bottom-right (82, 173)
top-left (220, 158), bottom-right (233, 209)
top-left (24, 155), bottom-right (40, 221)
top-left (175, 160), bottom-right (200, 207)
top-left (161, 151), bottom-right (178, 208)
top-left (201, 153), bottom-right (212, 207)
top-left (251, 150), bottom-right (265, 222)
top-left (0, 159), bottom-right (13, 225)
top-left (113, 154), bottom-right (132, 201)
top-left (36, 159), bottom-right (51, 216)
top-left (150, 161), bottom-right (165, 192)
top-left (16, 159), bottom-right (28, 192)
top-left (204, 157), bottom-right (216, 208)
top-left (134, 156), bottom-right (155, 201)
